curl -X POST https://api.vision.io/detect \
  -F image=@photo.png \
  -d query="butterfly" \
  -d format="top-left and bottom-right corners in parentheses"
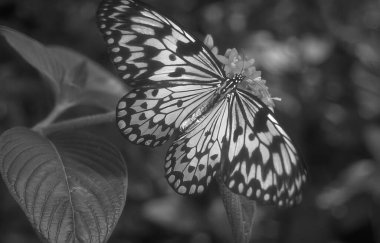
top-left (97, 0), bottom-right (306, 206)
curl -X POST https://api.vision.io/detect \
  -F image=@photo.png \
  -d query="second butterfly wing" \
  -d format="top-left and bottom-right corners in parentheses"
top-left (221, 89), bottom-right (307, 206)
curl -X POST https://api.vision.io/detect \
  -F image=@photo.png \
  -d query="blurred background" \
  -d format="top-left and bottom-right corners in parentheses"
top-left (1, 0), bottom-right (380, 242)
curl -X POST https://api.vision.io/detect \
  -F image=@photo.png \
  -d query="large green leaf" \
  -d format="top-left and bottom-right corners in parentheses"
top-left (50, 46), bottom-right (127, 110)
top-left (0, 26), bottom-right (127, 110)
top-left (0, 127), bottom-right (127, 243)
top-left (0, 26), bottom-right (63, 95)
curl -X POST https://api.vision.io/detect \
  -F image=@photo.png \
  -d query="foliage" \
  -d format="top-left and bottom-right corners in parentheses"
top-left (0, 128), bottom-right (127, 242)
top-left (1, 0), bottom-right (380, 242)
top-left (0, 26), bottom-right (128, 243)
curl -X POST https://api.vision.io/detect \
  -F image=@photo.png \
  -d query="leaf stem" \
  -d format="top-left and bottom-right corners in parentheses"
top-left (33, 102), bottom-right (73, 130)
top-left (33, 111), bottom-right (115, 135)
top-left (217, 176), bottom-right (256, 243)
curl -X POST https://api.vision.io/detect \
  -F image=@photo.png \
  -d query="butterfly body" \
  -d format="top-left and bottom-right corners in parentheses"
top-left (218, 74), bottom-right (245, 96)
top-left (98, 0), bottom-right (306, 207)
top-left (180, 73), bottom-right (245, 132)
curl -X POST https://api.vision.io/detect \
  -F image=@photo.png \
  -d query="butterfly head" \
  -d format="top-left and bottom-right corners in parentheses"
top-left (234, 73), bottom-right (245, 82)
top-left (219, 74), bottom-right (246, 96)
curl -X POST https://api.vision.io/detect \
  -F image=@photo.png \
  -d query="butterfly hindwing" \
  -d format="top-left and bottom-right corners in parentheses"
top-left (117, 85), bottom-right (217, 146)
top-left (97, 0), bottom-right (224, 87)
top-left (221, 89), bottom-right (306, 207)
top-left (165, 99), bottom-right (229, 194)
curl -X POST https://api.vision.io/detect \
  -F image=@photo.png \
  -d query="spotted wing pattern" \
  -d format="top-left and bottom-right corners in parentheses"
top-left (97, 0), bottom-right (224, 87)
top-left (165, 98), bottom-right (229, 194)
top-left (117, 85), bottom-right (217, 147)
top-left (98, 0), bottom-right (227, 146)
top-left (221, 89), bottom-right (306, 206)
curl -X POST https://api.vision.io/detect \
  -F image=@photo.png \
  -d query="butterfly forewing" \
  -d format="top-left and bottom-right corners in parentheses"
top-left (117, 85), bottom-right (217, 147)
top-left (165, 98), bottom-right (229, 194)
top-left (221, 89), bottom-right (306, 207)
top-left (97, 0), bottom-right (225, 87)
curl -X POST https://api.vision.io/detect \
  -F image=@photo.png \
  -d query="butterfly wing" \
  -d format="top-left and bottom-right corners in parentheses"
top-left (117, 85), bottom-right (217, 146)
top-left (165, 98), bottom-right (229, 194)
top-left (221, 89), bottom-right (306, 207)
top-left (97, 0), bottom-right (225, 87)
top-left (98, 0), bottom-right (227, 146)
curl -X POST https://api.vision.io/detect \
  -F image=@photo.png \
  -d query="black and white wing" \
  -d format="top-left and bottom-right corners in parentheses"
top-left (221, 89), bottom-right (307, 207)
top-left (165, 99), bottom-right (229, 194)
top-left (117, 85), bottom-right (216, 147)
top-left (97, 0), bottom-right (224, 87)
top-left (97, 0), bottom-right (227, 146)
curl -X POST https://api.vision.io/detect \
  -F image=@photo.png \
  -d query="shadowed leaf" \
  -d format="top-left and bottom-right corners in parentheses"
top-left (0, 26), bottom-right (63, 95)
top-left (0, 127), bottom-right (128, 243)
top-left (0, 26), bottom-right (126, 110)
top-left (51, 46), bottom-right (127, 110)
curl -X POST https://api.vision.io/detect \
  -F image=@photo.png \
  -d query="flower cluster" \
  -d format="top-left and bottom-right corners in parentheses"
top-left (204, 34), bottom-right (277, 109)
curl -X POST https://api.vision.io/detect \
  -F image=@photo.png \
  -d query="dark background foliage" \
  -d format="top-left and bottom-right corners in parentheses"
top-left (1, 0), bottom-right (380, 242)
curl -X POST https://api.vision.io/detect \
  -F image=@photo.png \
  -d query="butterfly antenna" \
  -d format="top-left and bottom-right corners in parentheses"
top-left (240, 50), bottom-right (246, 76)
top-left (242, 56), bottom-right (245, 74)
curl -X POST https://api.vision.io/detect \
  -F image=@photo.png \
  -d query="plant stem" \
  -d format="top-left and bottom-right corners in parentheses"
top-left (33, 103), bottom-right (73, 130)
top-left (33, 111), bottom-right (115, 135)
top-left (217, 176), bottom-right (256, 243)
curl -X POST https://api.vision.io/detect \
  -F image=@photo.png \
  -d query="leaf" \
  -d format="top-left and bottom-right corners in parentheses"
top-left (217, 176), bottom-right (255, 243)
top-left (51, 46), bottom-right (126, 98)
top-left (50, 46), bottom-right (127, 110)
top-left (64, 61), bottom-right (88, 89)
top-left (0, 127), bottom-right (128, 243)
top-left (0, 26), bottom-right (127, 110)
top-left (59, 61), bottom-right (88, 105)
top-left (0, 26), bottom-right (63, 96)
